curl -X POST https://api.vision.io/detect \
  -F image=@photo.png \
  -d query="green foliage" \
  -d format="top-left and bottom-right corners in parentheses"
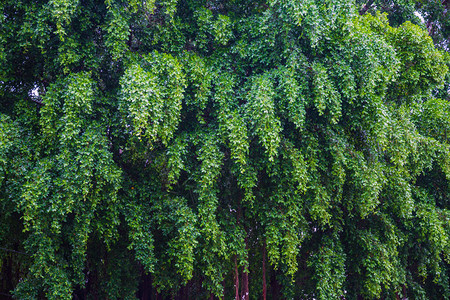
top-left (308, 234), bottom-right (346, 299)
top-left (246, 74), bottom-right (281, 162)
top-left (119, 51), bottom-right (186, 146)
top-left (1, 0), bottom-right (450, 299)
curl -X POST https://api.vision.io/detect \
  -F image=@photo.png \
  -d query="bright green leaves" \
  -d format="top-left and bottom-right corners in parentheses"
top-left (263, 145), bottom-right (308, 277)
top-left (194, 8), bottom-right (214, 50)
top-left (62, 73), bottom-right (94, 141)
top-left (40, 72), bottom-right (94, 145)
top-left (165, 198), bottom-right (198, 284)
top-left (126, 203), bottom-right (156, 273)
top-left (166, 136), bottom-right (187, 187)
top-left (213, 72), bottom-right (237, 114)
top-left (419, 98), bottom-right (450, 142)
top-left (18, 162), bottom-right (74, 300)
top-left (16, 123), bottom-right (122, 297)
top-left (232, 9), bottom-right (282, 69)
top-left (17, 70), bottom-right (122, 297)
top-left (224, 110), bottom-right (249, 169)
top-left (120, 52), bottom-right (186, 146)
top-left (213, 73), bottom-right (255, 200)
top-left (197, 134), bottom-right (224, 192)
top-left (120, 63), bottom-right (160, 139)
top-left (352, 12), bottom-right (448, 101)
top-left (276, 66), bottom-right (307, 130)
top-left (196, 134), bottom-right (227, 297)
top-left (160, 0), bottom-right (178, 20)
top-left (195, 8), bottom-right (233, 50)
top-left (20, 161), bottom-right (52, 233)
top-left (390, 21), bottom-right (448, 99)
top-left (350, 13), bottom-right (400, 87)
top-left (213, 15), bottom-right (233, 46)
top-left (282, 140), bottom-right (308, 193)
top-left (50, 0), bottom-right (79, 40)
top-left (311, 62), bottom-right (342, 124)
top-left (183, 52), bottom-right (212, 116)
top-left (342, 215), bottom-right (404, 299)
top-left (125, 0), bottom-right (156, 14)
top-left (152, 196), bottom-right (198, 288)
top-left (384, 168), bottom-right (415, 218)
top-left (265, 218), bottom-right (282, 269)
top-left (275, 0), bottom-right (354, 48)
top-left (415, 203), bottom-right (449, 266)
top-left (387, 107), bottom-right (420, 168)
top-left (346, 153), bottom-right (385, 218)
top-left (308, 234), bottom-right (346, 299)
top-left (357, 219), bottom-right (403, 299)
top-left (280, 220), bottom-right (302, 279)
top-left (126, 194), bottom-right (198, 292)
top-left (104, 7), bottom-right (130, 60)
top-left (58, 35), bottom-right (84, 73)
top-left (0, 114), bottom-right (18, 183)
top-left (223, 108), bottom-right (258, 202)
top-left (309, 182), bottom-right (332, 227)
top-left (246, 74), bottom-right (281, 162)
top-left (265, 190), bottom-right (306, 278)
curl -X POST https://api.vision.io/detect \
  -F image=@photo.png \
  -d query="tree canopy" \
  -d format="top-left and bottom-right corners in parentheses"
top-left (1, 0), bottom-right (450, 299)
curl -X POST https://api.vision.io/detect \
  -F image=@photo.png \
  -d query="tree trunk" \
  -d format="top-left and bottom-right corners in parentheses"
top-left (3, 255), bottom-right (13, 295)
top-left (140, 272), bottom-right (152, 300)
top-left (222, 279), bottom-right (226, 300)
top-left (262, 243), bottom-right (267, 300)
top-left (270, 269), bottom-right (281, 300)
top-left (234, 256), bottom-right (240, 300)
top-left (184, 283), bottom-right (189, 300)
top-left (241, 270), bottom-right (249, 300)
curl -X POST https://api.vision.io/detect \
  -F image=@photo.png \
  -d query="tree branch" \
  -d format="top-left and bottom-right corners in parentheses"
top-left (0, 247), bottom-right (30, 256)
top-left (30, 96), bottom-right (44, 106)
top-left (360, 0), bottom-right (375, 15)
